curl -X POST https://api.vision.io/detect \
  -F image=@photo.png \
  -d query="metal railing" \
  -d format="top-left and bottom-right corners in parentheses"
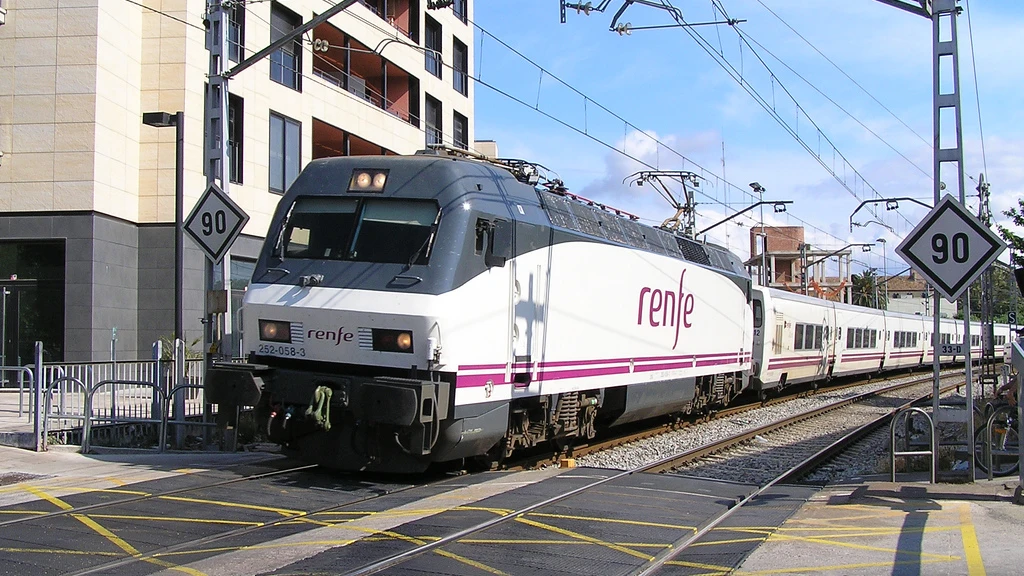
top-left (25, 340), bottom-right (215, 453)
top-left (890, 406), bottom-right (936, 483)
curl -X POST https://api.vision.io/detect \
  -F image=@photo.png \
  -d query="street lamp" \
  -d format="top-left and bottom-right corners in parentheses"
top-left (877, 238), bottom-right (887, 309)
top-left (751, 182), bottom-right (767, 287)
top-left (142, 111), bottom-right (184, 344)
top-left (694, 199), bottom-right (792, 236)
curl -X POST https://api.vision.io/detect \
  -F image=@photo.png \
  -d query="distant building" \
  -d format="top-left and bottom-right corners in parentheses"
top-left (0, 0), bottom-right (474, 361)
top-left (882, 270), bottom-right (957, 317)
top-left (746, 226), bottom-right (856, 303)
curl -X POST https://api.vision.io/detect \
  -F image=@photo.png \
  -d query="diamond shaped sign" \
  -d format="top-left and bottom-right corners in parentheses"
top-left (896, 194), bottom-right (1005, 301)
top-left (184, 183), bottom-right (249, 263)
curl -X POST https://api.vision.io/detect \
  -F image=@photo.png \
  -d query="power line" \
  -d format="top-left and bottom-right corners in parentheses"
top-left (122, 0), bottom-right (205, 32)
top-left (751, 0), bottom-right (931, 149)
top-left (964, 0), bottom-right (989, 178)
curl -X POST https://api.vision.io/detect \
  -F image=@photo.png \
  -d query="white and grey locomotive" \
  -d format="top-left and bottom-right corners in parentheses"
top-left (207, 150), bottom-right (753, 473)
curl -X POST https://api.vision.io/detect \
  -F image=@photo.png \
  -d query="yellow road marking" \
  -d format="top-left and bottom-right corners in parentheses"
top-left (0, 484), bottom-right (149, 497)
top-left (662, 558), bottom-right (734, 574)
top-left (765, 530), bottom-right (960, 560)
top-left (23, 486), bottom-right (207, 576)
top-left (0, 547), bottom-right (120, 557)
top-left (159, 495), bottom-right (304, 517)
top-left (734, 557), bottom-right (956, 575)
top-left (959, 504), bottom-right (987, 576)
top-left (515, 516), bottom-right (653, 561)
top-left (528, 511), bottom-right (696, 531)
top-left (373, 529), bottom-right (510, 576)
top-left (86, 514), bottom-right (263, 527)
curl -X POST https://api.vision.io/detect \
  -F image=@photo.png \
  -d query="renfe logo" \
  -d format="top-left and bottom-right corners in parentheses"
top-left (308, 327), bottom-right (355, 346)
top-left (637, 269), bottom-right (695, 350)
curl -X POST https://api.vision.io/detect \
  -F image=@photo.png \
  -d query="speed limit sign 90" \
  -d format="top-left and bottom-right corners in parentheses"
top-left (896, 195), bottom-right (1005, 302)
top-left (184, 183), bottom-right (250, 263)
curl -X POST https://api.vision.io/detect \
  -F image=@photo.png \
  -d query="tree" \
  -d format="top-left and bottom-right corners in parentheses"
top-left (851, 269), bottom-right (879, 308)
top-left (997, 197), bottom-right (1024, 268)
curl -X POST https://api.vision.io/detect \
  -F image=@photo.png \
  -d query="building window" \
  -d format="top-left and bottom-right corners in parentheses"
top-left (452, 0), bottom-right (467, 23)
top-left (424, 16), bottom-right (442, 78)
top-left (270, 112), bottom-right (301, 193)
top-left (270, 3), bottom-right (302, 91)
top-left (425, 95), bottom-right (442, 146)
top-left (228, 2), bottom-right (246, 63)
top-left (453, 38), bottom-right (468, 96)
top-left (228, 94), bottom-right (243, 184)
top-left (453, 111), bottom-right (467, 150)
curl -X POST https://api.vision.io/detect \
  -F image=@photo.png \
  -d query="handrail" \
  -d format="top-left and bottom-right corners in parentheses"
top-left (0, 365), bottom-right (35, 419)
top-left (42, 375), bottom-right (89, 451)
top-left (891, 406), bottom-right (936, 483)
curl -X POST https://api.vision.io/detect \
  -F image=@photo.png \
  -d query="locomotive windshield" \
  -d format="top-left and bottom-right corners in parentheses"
top-left (281, 197), bottom-right (440, 265)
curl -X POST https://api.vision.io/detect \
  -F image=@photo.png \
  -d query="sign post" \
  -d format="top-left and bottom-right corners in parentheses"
top-left (897, 194), bottom-right (1006, 480)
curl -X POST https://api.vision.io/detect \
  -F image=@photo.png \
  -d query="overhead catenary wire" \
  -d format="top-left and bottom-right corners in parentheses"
top-left (136, 0), bottom-right (896, 270)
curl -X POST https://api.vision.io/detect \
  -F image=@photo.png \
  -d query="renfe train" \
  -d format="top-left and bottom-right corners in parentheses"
top-left (206, 150), bottom-right (1012, 473)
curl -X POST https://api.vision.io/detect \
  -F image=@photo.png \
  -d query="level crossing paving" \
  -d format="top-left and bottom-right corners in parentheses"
top-left (0, 441), bottom-right (1021, 576)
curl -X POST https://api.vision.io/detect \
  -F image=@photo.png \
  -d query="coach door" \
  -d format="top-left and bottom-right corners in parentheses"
top-left (750, 292), bottom-right (765, 378)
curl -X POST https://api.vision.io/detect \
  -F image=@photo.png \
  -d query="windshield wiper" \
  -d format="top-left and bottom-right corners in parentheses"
top-left (406, 235), bottom-right (432, 269)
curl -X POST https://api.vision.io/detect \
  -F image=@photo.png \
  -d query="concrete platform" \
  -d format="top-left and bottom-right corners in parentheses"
top-left (737, 476), bottom-right (1024, 576)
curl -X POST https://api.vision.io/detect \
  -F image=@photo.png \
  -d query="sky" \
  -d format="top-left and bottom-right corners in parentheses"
top-left (468, 0), bottom-right (1023, 278)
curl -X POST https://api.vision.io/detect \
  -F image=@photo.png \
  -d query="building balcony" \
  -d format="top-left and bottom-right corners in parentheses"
top-left (312, 23), bottom-right (418, 128)
top-left (360, 0), bottom-right (419, 42)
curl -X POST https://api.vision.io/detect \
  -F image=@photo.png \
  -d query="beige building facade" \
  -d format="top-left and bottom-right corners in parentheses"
top-left (0, 0), bottom-right (474, 361)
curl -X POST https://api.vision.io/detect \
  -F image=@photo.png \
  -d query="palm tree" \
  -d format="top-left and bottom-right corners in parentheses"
top-left (851, 269), bottom-right (879, 308)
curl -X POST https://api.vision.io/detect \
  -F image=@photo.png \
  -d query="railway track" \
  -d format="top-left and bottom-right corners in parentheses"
top-left (336, 371), bottom-right (963, 576)
top-left (508, 368), bottom-right (963, 470)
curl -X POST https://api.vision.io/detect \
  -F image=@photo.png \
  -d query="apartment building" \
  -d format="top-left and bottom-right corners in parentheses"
top-left (0, 0), bottom-right (474, 361)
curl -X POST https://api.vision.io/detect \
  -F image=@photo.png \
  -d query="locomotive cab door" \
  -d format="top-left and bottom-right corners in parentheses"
top-left (509, 222), bottom-right (545, 397)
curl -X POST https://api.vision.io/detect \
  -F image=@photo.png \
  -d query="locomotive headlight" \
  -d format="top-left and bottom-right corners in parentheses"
top-left (396, 332), bottom-right (412, 350)
top-left (371, 329), bottom-right (414, 353)
top-left (259, 320), bottom-right (292, 343)
top-left (348, 169), bottom-right (388, 193)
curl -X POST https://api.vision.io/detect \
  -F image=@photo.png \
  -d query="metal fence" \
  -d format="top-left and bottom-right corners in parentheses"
top-left (7, 341), bottom-right (216, 452)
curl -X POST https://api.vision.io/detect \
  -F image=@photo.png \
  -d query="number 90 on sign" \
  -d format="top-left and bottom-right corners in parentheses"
top-left (202, 210), bottom-right (228, 236)
top-left (931, 232), bottom-right (969, 264)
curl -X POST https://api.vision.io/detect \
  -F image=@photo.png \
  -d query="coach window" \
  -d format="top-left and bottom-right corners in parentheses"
top-left (752, 300), bottom-right (763, 328)
top-left (794, 324), bottom-right (804, 350)
top-left (814, 325), bottom-right (823, 349)
top-left (870, 329), bottom-right (877, 348)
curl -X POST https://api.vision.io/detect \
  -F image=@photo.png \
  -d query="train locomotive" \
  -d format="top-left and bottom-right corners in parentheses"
top-left (206, 150), bottom-right (754, 473)
top-left (206, 149), bottom-right (1013, 473)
